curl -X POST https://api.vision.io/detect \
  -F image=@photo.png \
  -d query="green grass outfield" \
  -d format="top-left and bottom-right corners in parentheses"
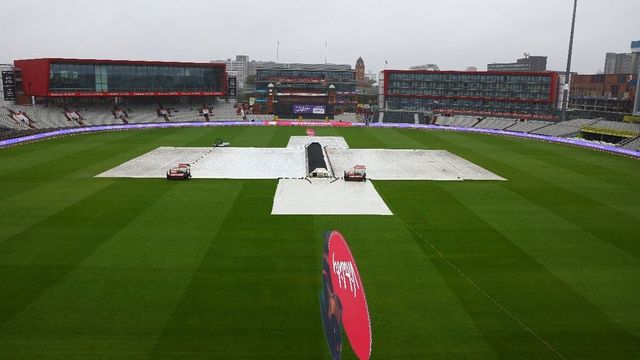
top-left (0, 126), bottom-right (638, 359)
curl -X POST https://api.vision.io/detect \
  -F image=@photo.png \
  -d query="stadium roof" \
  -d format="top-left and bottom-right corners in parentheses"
top-left (258, 63), bottom-right (352, 72)
top-left (14, 58), bottom-right (221, 67)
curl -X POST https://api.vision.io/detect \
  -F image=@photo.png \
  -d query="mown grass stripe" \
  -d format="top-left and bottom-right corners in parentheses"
top-left (0, 127), bottom-right (208, 202)
top-left (475, 132), bottom-right (639, 216)
top-left (313, 214), bottom-right (498, 359)
top-left (148, 180), bottom-right (327, 358)
top-left (497, 133), bottom-right (640, 180)
top-left (0, 132), bottom-right (135, 201)
top-left (0, 180), bottom-right (176, 329)
top-left (0, 180), bottom-right (244, 360)
top-left (467, 131), bottom-right (640, 199)
top-left (0, 128), bottom-right (220, 244)
top-left (399, 129), bottom-right (640, 259)
top-left (442, 181), bottom-right (640, 338)
top-left (0, 127), bottom-right (637, 359)
top-left (377, 180), bottom-right (639, 359)
top-left (340, 127), bottom-right (389, 149)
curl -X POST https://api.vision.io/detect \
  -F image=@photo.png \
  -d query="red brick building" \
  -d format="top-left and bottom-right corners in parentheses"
top-left (569, 74), bottom-right (637, 114)
top-left (570, 74), bottom-right (637, 99)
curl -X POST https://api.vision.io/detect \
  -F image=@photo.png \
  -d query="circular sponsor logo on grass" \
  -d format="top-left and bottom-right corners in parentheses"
top-left (321, 230), bottom-right (371, 359)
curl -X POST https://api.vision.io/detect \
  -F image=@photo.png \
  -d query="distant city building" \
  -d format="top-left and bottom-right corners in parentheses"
top-left (378, 71), bottom-right (385, 111)
top-left (465, 66), bottom-right (478, 72)
top-left (603, 41), bottom-right (640, 75)
top-left (212, 55), bottom-right (251, 89)
top-left (364, 72), bottom-right (377, 84)
top-left (604, 52), bottom-right (640, 75)
top-left (211, 55), bottom-right (277, 90)
top-left (211, 55), bottom-right (279, 96)
top-left (355, 57), bottom-right (365, 85)
top-left (382, 70), bottom-right (558, 119)
top-left (409, 64), bottom-right (439, 71)
top-left (488, 55), bottom-right (547, 72)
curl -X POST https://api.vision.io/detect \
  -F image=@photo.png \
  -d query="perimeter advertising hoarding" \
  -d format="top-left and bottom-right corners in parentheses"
top-left (293, 104), bottom-right (326, 115)
top-left (47, 91), bottom-right (223, 97)
top-left (320, 230), bottom-right (371, 360)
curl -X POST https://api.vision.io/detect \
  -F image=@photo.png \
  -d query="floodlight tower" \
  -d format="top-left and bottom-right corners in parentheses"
top-left (560, 0), bottom-right (578, 122)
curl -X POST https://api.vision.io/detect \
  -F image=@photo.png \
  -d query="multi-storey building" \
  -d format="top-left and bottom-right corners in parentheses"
top-left (488, 55), bottom-right (547, 72)
top-left (212, 55), bottom-right (251, 89)
top-left (604, 53), bottom-right (639, 75)
top-left (569, 73), bottom-right (637, 114)
top-left (570, 74), bottom-right (637, 99)
top-left (13, 58), bottom-right (225, 105)
top-left (254, 63), bottom-right (356, 118)
top-left (603, 41), bottom-right (640, 75)
top-left (382, 69), bottom-right (558, 120)
top-left (409, 64), bottom-right (439, 71)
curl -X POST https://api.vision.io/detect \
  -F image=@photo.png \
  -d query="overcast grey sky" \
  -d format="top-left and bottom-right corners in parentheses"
top-left (2, 0), bottom-right (638, 74)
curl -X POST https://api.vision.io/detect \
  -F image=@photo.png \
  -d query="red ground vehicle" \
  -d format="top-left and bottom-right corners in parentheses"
top-left (344, 165), bottom-right (367, 182)
top-left (166, 163), bottom-right (191, 180)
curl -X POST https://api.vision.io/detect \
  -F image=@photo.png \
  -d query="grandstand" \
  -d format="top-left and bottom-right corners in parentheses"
top-left (528, 124), bottom-right (582, 137)
top-left (556, 118), bottom-right (602, 127)
top-left (333, 113), bottom-right (359, 122)
top-left (504, 120), bottom-right (553, 133)
top-left (529, 119), bottom-right (598, 138)
top-left (619, 136), bottom-right (640, 150)
top-left (435, 115), bottom-right (480, 128)
top-left (473, 117), bottom-right (518, 130)
top-left (584, 120), bottom-right (640, 135)
top-left (0, 100), bottom-right (279, 132)
top-left (4, 100), bottom-right (639, 154)
top-left (0, 127), bottom-right (46, 141)
top-left (382, 111), bottom-right (417, 124)
top-left (1, 106), bottom-right (33, 130)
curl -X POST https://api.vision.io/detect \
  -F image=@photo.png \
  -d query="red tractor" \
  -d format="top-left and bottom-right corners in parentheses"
top-left (166, 163), bottom-right (192, 180)
top-left (344, 165), bottom-right (367, 182)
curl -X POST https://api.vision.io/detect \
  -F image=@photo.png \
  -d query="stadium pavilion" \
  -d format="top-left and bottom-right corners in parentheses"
top-left (381, 69), bottom-right (560, 120)
top-left (254, 63), bottom-right (356, 119)
top-left (12, 58), bottom-right (227, 107)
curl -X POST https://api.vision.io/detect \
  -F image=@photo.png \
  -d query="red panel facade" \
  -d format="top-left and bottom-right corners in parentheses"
top-left (44, 57), bottom-right (224, 68)
top-left (46, 91), bottom-right (224, 97)
top-left (12, 58), bottom-right (226, 98)
top-left (382, 93), bottom-right (551, 104)
top-left (14, 59), bottom-right (51, 97)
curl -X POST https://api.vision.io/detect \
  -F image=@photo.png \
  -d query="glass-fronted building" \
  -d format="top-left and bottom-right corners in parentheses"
top-left (382, 70), bottom-right (559, 119)
top-left (14, 58), bottom-right (226, 98)
top-left (254, 63), bottom-right (356, 116)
